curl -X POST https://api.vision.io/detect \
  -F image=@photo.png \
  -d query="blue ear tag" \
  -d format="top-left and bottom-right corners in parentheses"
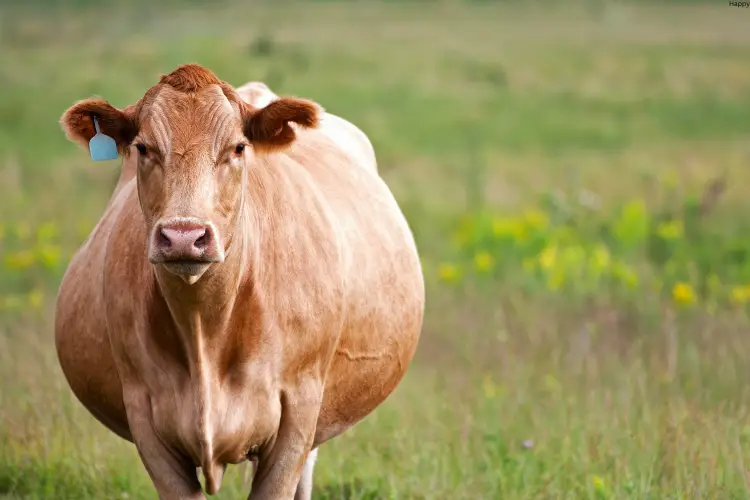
top-left (89, 116), bottom-right (119, 161)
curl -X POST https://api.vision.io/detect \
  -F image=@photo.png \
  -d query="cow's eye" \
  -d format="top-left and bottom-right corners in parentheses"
top-left (235, 143), bottom-right (245, 155)
top-left (135, 143), bottom-right (147, 155)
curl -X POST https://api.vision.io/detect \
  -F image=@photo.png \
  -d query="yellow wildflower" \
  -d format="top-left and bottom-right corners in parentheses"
top-left (656, 219), bottom-right (683, 240)
top-left (473, 251), bottom-right (495, 273)
top-left (37, 245), bottom-right (61, 269)
top-left (513, 225), bottom-right (529, 242)
top-left (672, 282), bottom-right (695, 306)
top-left (438, 262), bottom-right (461, 284)
top-left (730, 284), bottom-right (750, 305)
top-left (491, 217), bottom-right (516, 238)
top-left (612, 261), bottom-right (639, 288)
top-left (523, 208), bottom-right (549, 230)
top-left (592, 475), bottom-right (606, 494)
top-left (538, 245), bottom-right (557, 270)
top-left (590, 244), bottom-right (611, 273)
top-left (4, 250), bottom-right (36, 270)
top-left (491, 215), bottom-right (529, 242)
top-left (36, 221), bottom-right (59, 242)
top-left (614, 199), bottom-right (649, 245)
top-left (27, 289), bottom-right (43, 309)
top-left (562, 245), bottom-right (586, 268)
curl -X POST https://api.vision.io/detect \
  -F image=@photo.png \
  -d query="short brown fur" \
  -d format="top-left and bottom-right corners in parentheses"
top-left (159, 63), bottom-right (223, 93)
top-left (55, 65), bottom-right (424, 500)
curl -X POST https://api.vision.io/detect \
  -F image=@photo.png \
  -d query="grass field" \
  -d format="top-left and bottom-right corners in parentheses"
top-left (2, 0), bottom-right (750, 498)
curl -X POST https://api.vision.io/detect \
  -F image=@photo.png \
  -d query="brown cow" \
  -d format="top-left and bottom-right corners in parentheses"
top-left (54, 63), bottom-right (424, 499)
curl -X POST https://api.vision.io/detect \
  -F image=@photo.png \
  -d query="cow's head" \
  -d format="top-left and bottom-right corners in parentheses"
top-left (61, 64), bottom-right (320, 284)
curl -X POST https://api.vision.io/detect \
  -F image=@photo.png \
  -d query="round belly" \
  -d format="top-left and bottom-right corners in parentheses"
top-left (314, 295), bottom-right (424, 445)
top-left (55, 263), bottom-right (130, 441)
top-left (313, 210), bottom-right (426, 445)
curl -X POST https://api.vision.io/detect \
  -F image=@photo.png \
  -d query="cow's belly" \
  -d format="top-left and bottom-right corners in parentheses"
top-left (54, 251), bottom-right (131, 441)
top-left (314, 328), bottom-right (419, 445)
top-left (314, 261), bottom-right (424, 444)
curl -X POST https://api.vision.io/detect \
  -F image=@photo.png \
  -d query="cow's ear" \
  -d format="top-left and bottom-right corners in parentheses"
top-left (241, 97), bottom-right (321, 154)
top-left (60, 98), bottom-right (137, 153)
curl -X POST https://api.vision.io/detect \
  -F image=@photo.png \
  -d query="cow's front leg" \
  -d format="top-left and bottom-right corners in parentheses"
top-left (250, 380), bottom-right (323, 500)
top-left (123, 385), bottom-right (206, 500)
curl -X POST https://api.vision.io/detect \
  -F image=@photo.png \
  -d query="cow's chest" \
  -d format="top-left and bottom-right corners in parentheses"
top-left (148, 364), bottom-right (282, 466)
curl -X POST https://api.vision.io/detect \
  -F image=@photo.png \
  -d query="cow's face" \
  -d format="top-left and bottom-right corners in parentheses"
top-left (61, 64), bottom-right (320, 284)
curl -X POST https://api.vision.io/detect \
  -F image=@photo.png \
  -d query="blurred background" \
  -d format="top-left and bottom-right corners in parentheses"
top-left (2, 0), bottom-right (750, 498)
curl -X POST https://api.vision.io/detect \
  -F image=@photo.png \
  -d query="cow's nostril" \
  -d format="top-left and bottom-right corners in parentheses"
top-left (158, 229), bottom-right (172, 249)
top-left (193, 230), bottom-right (209, 249)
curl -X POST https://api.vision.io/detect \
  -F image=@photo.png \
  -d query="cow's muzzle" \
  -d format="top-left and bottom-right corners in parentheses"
top-left (148, 217), bottom-right (224, 283)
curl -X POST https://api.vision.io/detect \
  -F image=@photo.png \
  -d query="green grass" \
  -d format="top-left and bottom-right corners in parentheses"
top-left (2, 0), bottom-right (750, 498)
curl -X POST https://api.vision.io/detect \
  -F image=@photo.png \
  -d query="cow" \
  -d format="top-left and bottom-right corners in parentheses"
top-left (54, 63), bottom-right (425, 500)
